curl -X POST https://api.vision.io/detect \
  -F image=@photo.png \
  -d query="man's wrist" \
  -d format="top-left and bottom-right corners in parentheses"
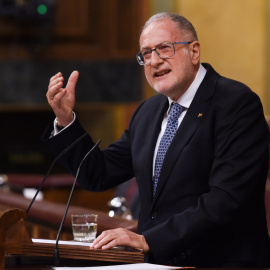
top-left (55, 114), bottom-right (74, 127)
top-left (55, 118), bottom-right (65, 128)
top-left (53, 112), bottom-right (76, 135)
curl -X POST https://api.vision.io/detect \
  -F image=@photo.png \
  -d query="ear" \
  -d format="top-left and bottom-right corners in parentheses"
top-left (189, 41), bottom-right (200, 65)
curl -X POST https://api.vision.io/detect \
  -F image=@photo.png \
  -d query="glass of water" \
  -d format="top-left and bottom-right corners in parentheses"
top-left (71, 214), bottom-right (98, 243)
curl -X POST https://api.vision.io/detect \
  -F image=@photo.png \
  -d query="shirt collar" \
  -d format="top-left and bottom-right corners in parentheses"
top-left (167, 64), bottom-right (207, 114)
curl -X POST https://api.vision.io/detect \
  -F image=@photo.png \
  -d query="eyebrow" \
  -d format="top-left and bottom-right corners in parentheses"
top-left (140, 41), bottom-right (171, 51)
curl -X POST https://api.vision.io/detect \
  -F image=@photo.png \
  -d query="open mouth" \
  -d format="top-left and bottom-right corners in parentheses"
top-left (154, 70), bottom-right (170, 77)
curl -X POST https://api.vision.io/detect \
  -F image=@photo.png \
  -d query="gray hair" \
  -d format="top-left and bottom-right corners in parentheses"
top-left (142, 12), bottom-right (198, 41)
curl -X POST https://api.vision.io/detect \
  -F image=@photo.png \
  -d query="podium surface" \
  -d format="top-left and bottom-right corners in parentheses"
top-left (0, 205), bottom-right (144, 269)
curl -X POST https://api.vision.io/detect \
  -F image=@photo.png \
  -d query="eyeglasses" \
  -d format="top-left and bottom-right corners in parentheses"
top-left (136, 41), bottom-right (192, 66)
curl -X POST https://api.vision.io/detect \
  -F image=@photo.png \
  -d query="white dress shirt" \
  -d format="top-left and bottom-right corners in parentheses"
top-left (152, 64), bottom-right (207, 173)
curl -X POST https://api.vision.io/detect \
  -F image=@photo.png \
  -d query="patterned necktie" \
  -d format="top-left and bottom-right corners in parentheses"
top-left (153, 102), bottom-right (183, 196)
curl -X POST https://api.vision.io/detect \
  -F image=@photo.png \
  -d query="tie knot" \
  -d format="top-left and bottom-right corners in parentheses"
top-left (169, 102), bottom-right (183, 121)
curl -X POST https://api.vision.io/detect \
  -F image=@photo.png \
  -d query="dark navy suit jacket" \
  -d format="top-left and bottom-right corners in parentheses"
top-left (42, 64), bottom-right (270, 267)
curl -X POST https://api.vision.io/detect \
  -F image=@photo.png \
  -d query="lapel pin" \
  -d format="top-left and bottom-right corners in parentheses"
top-left (198, 113), bottom-right (203, 118)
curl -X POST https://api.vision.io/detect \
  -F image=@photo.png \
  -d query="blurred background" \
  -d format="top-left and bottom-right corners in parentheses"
top-left (0, 0), bottom-right (270, 238)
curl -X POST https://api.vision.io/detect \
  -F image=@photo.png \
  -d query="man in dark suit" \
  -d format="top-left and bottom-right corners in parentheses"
top-left (43, 12), bottom-right (270, 267)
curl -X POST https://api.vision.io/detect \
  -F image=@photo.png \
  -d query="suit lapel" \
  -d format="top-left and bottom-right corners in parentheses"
top-left (140, 96), bottom-right (169, 202)
top-left (152, 64), bottom-right (219, 205)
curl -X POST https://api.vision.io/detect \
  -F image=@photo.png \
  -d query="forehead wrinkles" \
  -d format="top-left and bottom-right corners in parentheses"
top-left (140, 20), bottom-right (182, 49)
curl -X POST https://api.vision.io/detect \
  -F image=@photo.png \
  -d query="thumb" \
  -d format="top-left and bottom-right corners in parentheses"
top-left (66, 70), bottom-right (79, 93)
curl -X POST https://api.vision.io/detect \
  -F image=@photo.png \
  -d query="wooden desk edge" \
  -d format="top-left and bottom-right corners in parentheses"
top-left (5, 241), bottom-right (144, 264)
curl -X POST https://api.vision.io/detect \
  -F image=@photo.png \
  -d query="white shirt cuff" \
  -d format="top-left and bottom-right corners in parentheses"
top-left (52, 112), bottom-right (76, 136)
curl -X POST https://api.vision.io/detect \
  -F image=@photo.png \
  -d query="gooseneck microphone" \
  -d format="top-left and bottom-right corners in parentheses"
top-left (53, 139), bottom-right (102, 266)
top-left (26, 132), bottom-right (88, 214)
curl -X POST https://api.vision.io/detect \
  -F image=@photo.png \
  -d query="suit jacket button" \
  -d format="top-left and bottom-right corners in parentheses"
top-left (151, 212), bottom-right (157, 219)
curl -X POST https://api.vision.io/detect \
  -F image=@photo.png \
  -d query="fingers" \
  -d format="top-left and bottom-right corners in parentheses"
top-left (93, 232), bottom-right (118, 250)
top-left (47, 71), bottom-right (79, 103)
top-left (91, 228), bottom-right (150, 253)
top-left (92, 230), bottom-right (120, 250)
top-left (49, 72), bottom-right (62, 83)
top-left (47, 72), bottom-right (65, 102)
top-left (49, 72), bottom-right (64, 91)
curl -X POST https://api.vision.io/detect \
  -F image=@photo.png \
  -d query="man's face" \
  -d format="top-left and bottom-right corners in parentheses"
top-left (140, 19), bottom-right (200, 101)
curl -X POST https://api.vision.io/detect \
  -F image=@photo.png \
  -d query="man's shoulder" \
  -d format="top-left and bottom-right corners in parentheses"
top-left (204, 63), bottom-right (254, 94)
top-left (215, 75), bottom-right (260, 105)
top-left (203, 63), bottom-right (251, 92)
top-left (217, 75), bottom-right (251, 91)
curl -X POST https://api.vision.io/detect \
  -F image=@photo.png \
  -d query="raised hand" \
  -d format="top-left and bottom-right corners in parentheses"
top-left (46, 70), bottom-right (79, 126)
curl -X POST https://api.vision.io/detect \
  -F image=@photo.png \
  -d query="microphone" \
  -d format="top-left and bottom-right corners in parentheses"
top-left (53, 139), bottom-right (102, 266)
top-left (26, 132), bottom-right (88, 214)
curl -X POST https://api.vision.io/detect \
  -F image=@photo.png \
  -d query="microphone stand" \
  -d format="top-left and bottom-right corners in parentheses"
top-left (53, 139), bottom-right (102, 266)
top-left (26, 132), bottom-right (88, 214)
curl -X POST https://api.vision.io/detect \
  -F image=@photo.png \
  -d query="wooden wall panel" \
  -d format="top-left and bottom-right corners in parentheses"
top-left (53, 0), bottom-right (90, 37)
top-left (0, 0), bottom-right (147, 60)
top-left (0, 0), bottom-right (150, 178)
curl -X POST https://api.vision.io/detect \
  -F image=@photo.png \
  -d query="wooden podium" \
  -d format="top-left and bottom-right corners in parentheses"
top-left (0, 204), bottom-right (144, 268)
